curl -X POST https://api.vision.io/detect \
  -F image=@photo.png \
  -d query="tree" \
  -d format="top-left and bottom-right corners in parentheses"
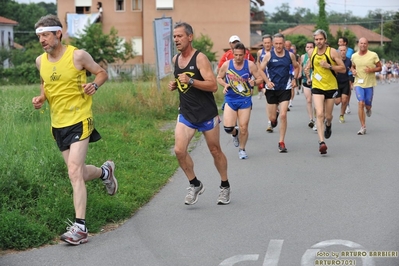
top-left (0, 1), bottom-right (56, 46)
top-left (70, 23), bottom-right (134, 67)
top-left (192, 33), bottom-right (217, 62)
top-left (286, 34), bottom-right (312, 54)
top-left (272, 3), bottom-right (296, 24)
top-left (381, 12), bottom-right (399, 59)
top-left (335, 28), bottom-right (357, 49)
top-left (315, 0), bottom-right (334, 42)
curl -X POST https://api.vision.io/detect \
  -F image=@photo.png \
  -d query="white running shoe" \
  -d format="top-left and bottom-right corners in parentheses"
top-left (345, 105), bottom-right (351, 114)
top-left (238, 149), bottom-right (248, 159)
top-left (232, 130), bottom-right (239, 147)
top-left (185, 181), bottom-right (205, 205)
top-left (60, 219), bottom-right (88, 245)
top-left (357, 127), bottom-right (367, 135)
top-left (217, 187), bottom-right (231, 205)
top-left (101, 160), bottom-right (118, 196)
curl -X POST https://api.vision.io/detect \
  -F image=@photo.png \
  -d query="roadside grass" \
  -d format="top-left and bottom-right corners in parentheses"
top-left (0, 80), bottom-right (224, 251)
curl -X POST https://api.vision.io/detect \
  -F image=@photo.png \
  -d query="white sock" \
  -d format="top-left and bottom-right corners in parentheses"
top-left (101, 166), bottom-right (109, 180)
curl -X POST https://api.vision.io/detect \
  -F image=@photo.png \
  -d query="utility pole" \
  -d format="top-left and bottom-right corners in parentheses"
top-left (344, 0), bottom-right (347, 29)
top-left (380, 14), bottom-right (384, 46)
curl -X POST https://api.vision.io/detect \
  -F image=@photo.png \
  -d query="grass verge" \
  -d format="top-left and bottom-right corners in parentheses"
top-left (0, 79), bottom-right (224, 251)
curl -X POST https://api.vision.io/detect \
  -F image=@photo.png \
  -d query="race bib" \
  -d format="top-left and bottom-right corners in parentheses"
top-left (314, 73), bottom-right (322, 81)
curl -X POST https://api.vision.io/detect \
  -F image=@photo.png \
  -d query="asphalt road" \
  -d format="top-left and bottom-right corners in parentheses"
top-left (1, 82), bottom-right (399, 266)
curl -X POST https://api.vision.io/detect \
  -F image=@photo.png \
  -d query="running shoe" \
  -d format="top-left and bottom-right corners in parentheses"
top-left (185, 181), bottom-right (204, 205)
top-left (266, 122), bottom-right (273, 133)
top-left (319, 141), bottom-right (327, 155)
top-left (60, 219), bottom-right (88, 245)
top-left (366, 109), bottom-right (372, 117)
top-left (102, 160), bottom-right (118, 196)
top-left (271, 110), bottom-right (279, 128)
top-left (339, 115), bottom-right (345, 123)
top-left (345, 105), bottom-right (351, 114)
top-left (357, 127), bottom-right (367, 135)
top-left (278, 142), bottom-right (287, 153)
top-left (217, 186), bottom-right (231, 205)
top-left (324, 122), bottom-right (332, 139)
top-left (313, 125), bottom-right (317, 131)
top-left (308, 120), bottom-right (315, 128)
top-left (238, 149), bottom-right (248, 159)
top-left (232, 128), bottom-right (239, 147)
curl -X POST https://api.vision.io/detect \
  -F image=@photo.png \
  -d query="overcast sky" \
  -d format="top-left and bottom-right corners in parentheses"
top-left (262, 0), bottom-right (399, 17)
top-left (15, 0), bottom-right (399, 17)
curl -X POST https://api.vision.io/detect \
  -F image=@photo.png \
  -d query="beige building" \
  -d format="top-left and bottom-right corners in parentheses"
top-left (58, 0), bottom-right (254, 65)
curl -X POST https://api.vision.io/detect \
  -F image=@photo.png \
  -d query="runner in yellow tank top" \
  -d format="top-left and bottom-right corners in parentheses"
top-left (31, 14), bottom-right (118, 246)
top-left (40, 45), bottom-right (92, 128)
top-left (305, 29), bottom-right (345, 155)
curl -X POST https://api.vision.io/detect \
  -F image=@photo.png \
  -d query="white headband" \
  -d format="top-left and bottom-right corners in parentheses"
top-left (36, 26), bottom-right (62, 34)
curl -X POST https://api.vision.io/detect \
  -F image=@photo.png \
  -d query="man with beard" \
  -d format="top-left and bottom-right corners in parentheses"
top-left (306, 29), bottom-right (345, 155)
top-left (32, 14), bottom-right (117, 245)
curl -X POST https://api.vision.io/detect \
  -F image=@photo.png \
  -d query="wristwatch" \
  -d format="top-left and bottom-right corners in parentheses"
top-left (188, 78), bottom-right (194, 86)
top-left (92, 82), bottom-right (99, 90)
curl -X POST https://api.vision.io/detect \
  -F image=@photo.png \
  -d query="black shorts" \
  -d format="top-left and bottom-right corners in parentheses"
top-left (349, 75), bottom-right (355, 83)
top-left (297, 78), bottom-right (302, 87)
top-left (336, 81), bottom-right (350, 97)
top-left (52, 119), bottom-right (101, 152)
top-left (311, 88), bottom-right (337, 99)
top-left (265, 89), bottom-right (291, 104)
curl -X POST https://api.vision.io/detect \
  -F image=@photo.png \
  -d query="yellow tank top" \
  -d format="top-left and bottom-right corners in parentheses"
top-left (40, 45), bottom-right (92, 128)
top-left (311, 46), bottom-right (338, 91)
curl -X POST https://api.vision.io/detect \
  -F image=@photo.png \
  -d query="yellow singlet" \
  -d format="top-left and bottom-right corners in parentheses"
top-left (40, 45), bottom-right (93, 128)
top-left (311, 46), bottom-right (338, 91)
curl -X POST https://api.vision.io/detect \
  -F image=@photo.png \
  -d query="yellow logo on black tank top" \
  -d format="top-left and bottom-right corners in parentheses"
top-left (176, 72), bottom-right (194, 93)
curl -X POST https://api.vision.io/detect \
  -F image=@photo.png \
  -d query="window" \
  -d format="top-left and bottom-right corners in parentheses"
top-left (132, 0), bottom-right (142, 11)
top-left (74, 0), bottom-right (91, 13)
top-left (132, 37), bottom-right (142, 56)
top-left (156, 0), bottom-right (173, 10)
top-left (1, 31), bottom-right (4, 47)
top-left (8, 32), bottom-right (13, 47)
top-left (75, 6), bottom-right (84, 13)
top-left (116, 0), bottom-right (124, 11)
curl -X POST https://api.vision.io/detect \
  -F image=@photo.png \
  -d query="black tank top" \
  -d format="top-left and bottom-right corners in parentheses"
top-left (174, 50), bottom-right (218, 124)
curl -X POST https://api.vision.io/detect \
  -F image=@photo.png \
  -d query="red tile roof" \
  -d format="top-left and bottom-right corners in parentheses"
top-left (280, 24), bottom-right (391, 43)
top-left (0, 16), bottom-right (18, 25)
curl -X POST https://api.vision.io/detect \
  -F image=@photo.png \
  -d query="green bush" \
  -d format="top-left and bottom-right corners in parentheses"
top-left (0, 63), bottom-right (39, 85)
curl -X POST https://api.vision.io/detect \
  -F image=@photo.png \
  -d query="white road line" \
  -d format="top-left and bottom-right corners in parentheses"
top-left (263, 239), bottom-right (284, 266)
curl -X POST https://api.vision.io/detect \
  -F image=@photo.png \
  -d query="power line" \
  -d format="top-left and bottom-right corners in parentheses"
top-left (328, 1), bottom-right (399, 8)
top-left (262, 19), bottom-right (397, 26)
